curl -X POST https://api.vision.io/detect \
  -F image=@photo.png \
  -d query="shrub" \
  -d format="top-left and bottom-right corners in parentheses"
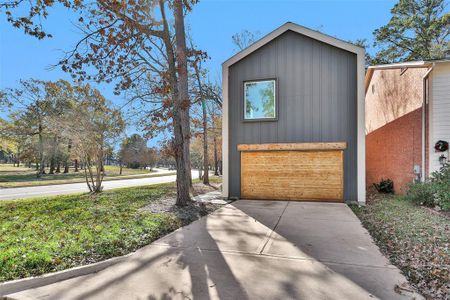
top-left (373, 178), bottom-right (394, 194)
top-left (406, 181), bottom-right (435, 207)
top-left (430, 163), bottom-right (450, 211)
top-left (406, 164), bottom-right (450, 211)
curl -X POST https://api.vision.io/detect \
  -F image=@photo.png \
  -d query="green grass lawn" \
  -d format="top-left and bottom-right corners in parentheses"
top-left (351, 195), bottom-right (449, 299)
top-left (0, 178), bottom-right (222, 282)
top-left (0, 164), bottom-right (172, 188)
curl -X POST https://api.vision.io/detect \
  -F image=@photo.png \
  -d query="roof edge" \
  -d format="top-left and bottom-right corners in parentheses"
top-left (368, 58), bottom-right (450, 70)
top-left (364, 59), bottom-right (450, 93)
top-left (223, 22), bottom-right (364, 68)
top-left (368, 61), bottom-right (430, 70)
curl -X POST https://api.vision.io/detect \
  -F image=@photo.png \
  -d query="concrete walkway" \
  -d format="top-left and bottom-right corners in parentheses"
top-left (5, 201), bottom-right (422, 300)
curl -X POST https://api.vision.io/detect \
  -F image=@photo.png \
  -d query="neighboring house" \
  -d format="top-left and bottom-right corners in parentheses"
top-left (222, 22), bottom-right (366, 203)
top-left (365, 59), bottom-right (450, 193)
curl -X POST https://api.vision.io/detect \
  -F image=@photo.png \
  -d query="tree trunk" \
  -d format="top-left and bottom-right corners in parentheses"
top-left (38, 124), bottom-right (45, 177)
top-left (56, 162), bottom-right (61, 173)
top-left (193, 58), bottom-right (209, 184)
top-left (160, 0), bottom-right (191, 206)
top-left (49, 136), bottom-right (58, 174)
top-left (174, 0), bottom-right (192, 190)
top-left (94, 135), bottom-right (105, 192)
top-left (64, 141), bottom-right (72, 173)
top-left (202, 106), bottom-right (209, 184)
top-left (213, 135), bottom-right (219, 175)
top-left (119, 163), bottom-right (123, 175)
top-left (85, 156), bottom-right (95, 193)
top-left (95, 158), bottom-right (103, 192)
top-left (15, 147), bottom-right (20, 167)
top-left (74, 159), bottom-right (79, 172)
top-left (49, 158), bottom-right (55, 174)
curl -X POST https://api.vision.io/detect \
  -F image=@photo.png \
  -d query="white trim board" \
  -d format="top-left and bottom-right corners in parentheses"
top-left (356, 51), bottom-right (366, 204)
top-left (221, 65), bottom-right (229, 199)
top-left (222, 22), bottom-right (366, 203)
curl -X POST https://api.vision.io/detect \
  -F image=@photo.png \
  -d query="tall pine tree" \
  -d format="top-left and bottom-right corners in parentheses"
top-left (373, 0), bottom-right (449, 63)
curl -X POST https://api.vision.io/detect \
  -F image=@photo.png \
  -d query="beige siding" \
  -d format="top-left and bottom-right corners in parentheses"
top-left (429, 62), bottom-right (450, 173)
top-left (365, 68), bottom-right (427, 134)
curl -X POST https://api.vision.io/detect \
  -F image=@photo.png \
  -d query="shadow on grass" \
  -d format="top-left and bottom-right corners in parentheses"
top-left (7, 200), bottom-right (418, 300)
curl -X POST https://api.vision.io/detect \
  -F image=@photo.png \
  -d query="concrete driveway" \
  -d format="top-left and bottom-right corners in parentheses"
top-left (5, 201), bottom-right (422, 300)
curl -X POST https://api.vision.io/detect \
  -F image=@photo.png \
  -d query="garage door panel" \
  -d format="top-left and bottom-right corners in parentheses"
top-left (250, 158), bottom-right (342, 164)
top-left (242, 165), bottom-right (342, 172)
top-left (241, 170), bottom-right (342, 178)
top-left (243, 156), bottom-right (341, 165)
top-left (240, 150), bottom-right (344, 201)
top-left (241, 177), bottom-right (343, 187)
top-left (242, 183), bottom-right (343, 189)
top-left (241, 188), bottom-right (342, 201)
top-left (241, 188), bottom-right (343, 201)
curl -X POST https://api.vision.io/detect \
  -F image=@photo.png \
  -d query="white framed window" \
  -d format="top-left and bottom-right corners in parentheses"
top-left (244, 79), bottom-right (276, 120)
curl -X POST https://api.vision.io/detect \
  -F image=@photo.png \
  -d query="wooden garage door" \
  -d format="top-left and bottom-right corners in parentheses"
top-left (240, 150), bottom-right (344, 201)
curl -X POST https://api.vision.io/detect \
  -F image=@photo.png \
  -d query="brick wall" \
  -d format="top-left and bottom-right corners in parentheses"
top-left (366, 68), bottom-right (426, 134)
top-left (366, 108), bottom-right (422, 194)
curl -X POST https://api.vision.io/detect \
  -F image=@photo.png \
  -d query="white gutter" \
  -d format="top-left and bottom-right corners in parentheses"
top-left (369, 61), bottom-right (430, 70)
top-left (422, 65), bottom-right (434, 181)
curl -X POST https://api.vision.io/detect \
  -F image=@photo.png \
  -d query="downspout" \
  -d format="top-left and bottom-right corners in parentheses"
top-left (422, 65), bottom-right (434, 181)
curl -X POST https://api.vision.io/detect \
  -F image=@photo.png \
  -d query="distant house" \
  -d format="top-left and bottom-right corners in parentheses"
top-left (222, 22), bottom-right (366, 203)
top-left (365, 59), bottom-right (450, 193)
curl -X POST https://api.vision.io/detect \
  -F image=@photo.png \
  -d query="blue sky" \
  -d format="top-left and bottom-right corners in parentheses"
top-left (0, 0), bottom-right (396, 146)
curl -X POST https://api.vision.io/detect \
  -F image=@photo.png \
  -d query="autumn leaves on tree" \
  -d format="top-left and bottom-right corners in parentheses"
top-left (1, 0), bottom-right (216, 206)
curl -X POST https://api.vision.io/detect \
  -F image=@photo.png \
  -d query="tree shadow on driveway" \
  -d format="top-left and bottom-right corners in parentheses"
top-left (230, 200), bottom-right (421, 300)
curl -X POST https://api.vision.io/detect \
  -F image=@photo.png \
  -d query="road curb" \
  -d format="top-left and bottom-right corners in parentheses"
top-left (0, 252), bottom-right (132, 297)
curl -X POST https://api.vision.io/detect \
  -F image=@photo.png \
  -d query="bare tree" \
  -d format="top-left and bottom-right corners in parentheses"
top-left (232, 29), bottom-right (261, 52)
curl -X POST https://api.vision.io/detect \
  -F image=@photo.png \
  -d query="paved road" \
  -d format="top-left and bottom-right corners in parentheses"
top-left (3, 201), bottom-right (422, 299)
top-left (0, 170), bottom-right (193, 201)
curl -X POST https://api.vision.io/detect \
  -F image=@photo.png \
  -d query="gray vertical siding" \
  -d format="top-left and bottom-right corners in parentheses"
top-left (228, 30), bottom-right (358, 201)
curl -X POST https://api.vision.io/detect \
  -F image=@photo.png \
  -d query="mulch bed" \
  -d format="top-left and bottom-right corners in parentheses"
top-left (141, 182), bottom-right (223, 224)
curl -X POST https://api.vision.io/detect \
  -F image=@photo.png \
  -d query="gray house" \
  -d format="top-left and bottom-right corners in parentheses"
top-left (222, 22), bottom-right (366, 203)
